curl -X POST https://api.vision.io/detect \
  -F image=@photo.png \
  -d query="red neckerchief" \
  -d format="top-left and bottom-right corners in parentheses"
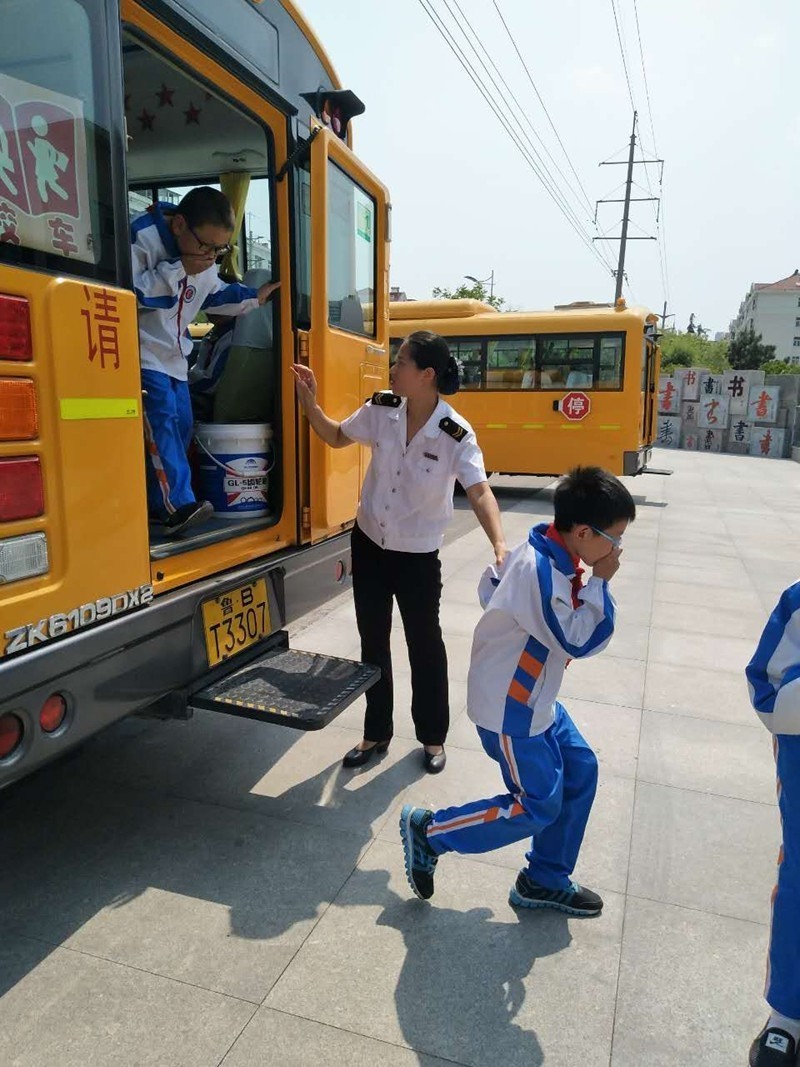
top-left (546, 524), bottom-right (585, 608)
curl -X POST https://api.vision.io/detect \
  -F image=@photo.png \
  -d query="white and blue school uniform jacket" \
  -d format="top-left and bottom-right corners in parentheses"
top-left (746, 584), bottom-right (800, 1019)
top-left (131, 201), bottom-right (259, 381)
top-left (467, 523), bottom-right (616, 738)
top-left (747, 581), bottom-right (800, 735)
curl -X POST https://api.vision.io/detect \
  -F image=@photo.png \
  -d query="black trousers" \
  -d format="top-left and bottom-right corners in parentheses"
top-left (351, 522), bottom-right (449, 746)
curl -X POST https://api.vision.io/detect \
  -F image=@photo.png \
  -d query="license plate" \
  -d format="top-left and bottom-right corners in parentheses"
top-left (201, 578), bottom-right (271, 668)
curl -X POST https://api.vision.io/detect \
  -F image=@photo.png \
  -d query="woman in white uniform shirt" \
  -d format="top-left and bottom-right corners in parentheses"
top-left (292, 331), bottom-right (506, 773)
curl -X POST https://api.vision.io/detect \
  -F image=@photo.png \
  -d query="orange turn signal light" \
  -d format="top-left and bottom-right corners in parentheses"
top-left (0, 378), bottom-right (38, 440)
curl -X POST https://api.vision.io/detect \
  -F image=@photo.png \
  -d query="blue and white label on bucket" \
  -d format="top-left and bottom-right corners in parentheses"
top-left (223, 456), bottom-right (269, 509)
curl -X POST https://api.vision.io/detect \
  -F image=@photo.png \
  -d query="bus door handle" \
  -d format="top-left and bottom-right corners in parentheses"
top-left (365, 344), bottom-right (386, 357)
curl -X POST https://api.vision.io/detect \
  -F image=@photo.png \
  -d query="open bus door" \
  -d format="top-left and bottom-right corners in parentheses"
top-left (298, 127), bottom-right (390, 543)
top-left (638, 318), bottom-right (668, 475)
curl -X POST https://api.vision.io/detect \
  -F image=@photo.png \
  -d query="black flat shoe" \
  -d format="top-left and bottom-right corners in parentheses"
top-left (423, 748), bottom-right (446, 774)
top-left (342, 740), bottom-right (390, 768)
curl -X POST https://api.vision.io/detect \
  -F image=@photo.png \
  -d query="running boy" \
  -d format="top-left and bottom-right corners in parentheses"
top-left (400, 466), bottom-right (635, 913)
top-left (745, 582), bottom-right (800, 1066)
top-left (132, 186), bottom-right (279, 536)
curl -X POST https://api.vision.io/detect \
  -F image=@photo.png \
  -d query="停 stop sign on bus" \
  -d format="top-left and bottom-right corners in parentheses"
top-left (558, 391), bottom-right (591, 421)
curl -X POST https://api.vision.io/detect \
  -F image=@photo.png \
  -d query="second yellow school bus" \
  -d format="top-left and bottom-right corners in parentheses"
top-left (390, 298), bottom-right (661, 478)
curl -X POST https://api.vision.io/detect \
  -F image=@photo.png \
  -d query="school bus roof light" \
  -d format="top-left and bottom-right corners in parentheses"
top-left (0, 294), bottom-right (33, 361)
top-left (0, 457), bottom-right (44, 522)
top-left (0, 532), bottom-right (49, 584)
top-left (0, 378), bottom-right (38, 440)
top-left (0, 713), bottom-right (24, 760)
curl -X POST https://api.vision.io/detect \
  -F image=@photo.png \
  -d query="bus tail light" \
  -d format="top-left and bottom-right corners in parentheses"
top-left (0, 295), bottom-right (32, 361)
top-left (0, 457), bottom-right (44, 521)
top-left (0, 532), bottom-right (49, 583)
top-left (0, 378), bottom-right (38, 440)
top-left (0, 713), bottom-right (23, 759)
top-left (40, 694), bottom-right (67, 733)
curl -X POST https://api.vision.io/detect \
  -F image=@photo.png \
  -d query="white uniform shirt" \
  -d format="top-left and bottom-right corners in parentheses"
top-left (340, 395), bottom-right (487, 553)
top-left (467, 524), bottom-right (616, 737)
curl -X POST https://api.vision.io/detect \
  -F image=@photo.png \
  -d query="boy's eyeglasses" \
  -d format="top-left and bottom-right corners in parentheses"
top-left (187, 224), bottom-right (232, 257)
top-left (589, 525), bottom-right (623, 549)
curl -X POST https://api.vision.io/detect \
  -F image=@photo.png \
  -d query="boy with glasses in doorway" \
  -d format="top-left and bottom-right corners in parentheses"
top-left (400, 466), bottom-right (635, 913)
top-left (132, 186), bottom-right (279, 536)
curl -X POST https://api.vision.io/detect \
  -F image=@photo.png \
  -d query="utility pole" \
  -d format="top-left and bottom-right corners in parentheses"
top-left (660, 301), bottom-right (675, 332)
top-left (594, 111), bottom-right (663, 304)
top-left (614, 112), bottom-right (637, 303)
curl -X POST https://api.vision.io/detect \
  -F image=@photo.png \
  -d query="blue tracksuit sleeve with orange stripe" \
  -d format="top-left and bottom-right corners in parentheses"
top-left (747, 580), bottom-right (800, 735)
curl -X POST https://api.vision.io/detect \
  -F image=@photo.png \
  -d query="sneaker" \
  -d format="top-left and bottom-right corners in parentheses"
top-left (399, 805), bottom-right (438, 900)
top-left (749, 1024), bottom-right (797, 1066)
top-left (509, 870), bottom-right (603, 916)
top-left (161, 500), bottom-right (214, 537)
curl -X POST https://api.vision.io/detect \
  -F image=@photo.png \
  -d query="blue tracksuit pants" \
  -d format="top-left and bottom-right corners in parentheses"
top-left (141, 369), bottom-right (196, 519)
top-left (767, 735), bottom-right (800, 1018)
top-left (427, 702), bottom-right (598, 891)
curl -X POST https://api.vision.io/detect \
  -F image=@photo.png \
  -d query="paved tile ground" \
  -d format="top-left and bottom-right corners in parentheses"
top-left (1, 448), bottom-right (796, 1066)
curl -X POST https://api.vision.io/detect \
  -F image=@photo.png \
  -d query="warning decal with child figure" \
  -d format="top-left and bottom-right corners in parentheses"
top-left (0, 73), bottom-right (92, 262)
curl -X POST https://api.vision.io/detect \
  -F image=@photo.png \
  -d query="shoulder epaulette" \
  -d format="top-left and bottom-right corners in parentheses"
top-left (370, 391), bottom-right (403, 408)
top-left (439, 416), bottom-right (468, 442)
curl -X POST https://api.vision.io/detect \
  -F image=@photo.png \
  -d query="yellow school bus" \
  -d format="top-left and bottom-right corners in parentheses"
top-left (0, 0), bottom-right (390, 786)
top-left (389, 299), bottom-right (660, 478)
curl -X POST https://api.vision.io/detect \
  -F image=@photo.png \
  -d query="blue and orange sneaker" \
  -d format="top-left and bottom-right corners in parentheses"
top-left (509, 870), bottom-right (603, 916)
top-left (399, 805), bottom-right (438, 900)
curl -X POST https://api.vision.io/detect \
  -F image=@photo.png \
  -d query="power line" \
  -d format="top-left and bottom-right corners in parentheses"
top-left (416, 0), bottom-right (615, 278)
top-left (486, 0), bottom-right (621, 274)
top-left (632, 0), bottom-right (657, 154)
top-left (609, 0), bottom-right (636, 113)
top-left (491, 0), bottom-right (596, 219)
top-left (449, 0), bottom-right (594, 229)
top-left (440, 0), bottom-right (596, 240)
top-left (438, 0), bottom-right (619, 276)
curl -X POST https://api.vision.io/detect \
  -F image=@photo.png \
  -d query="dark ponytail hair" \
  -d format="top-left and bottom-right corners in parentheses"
top-left (404, 330), bottom-right (460, 395)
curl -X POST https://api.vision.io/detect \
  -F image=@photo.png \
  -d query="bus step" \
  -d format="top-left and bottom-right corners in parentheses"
top-left (642, 467), bottom-right (673, 475)
top-left (189, 647), bottom-right (380, 731)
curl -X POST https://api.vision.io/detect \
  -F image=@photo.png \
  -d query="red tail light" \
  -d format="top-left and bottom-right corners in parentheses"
top-left (40, 694), bottom-right (67, 733)
top-left (0, 294), bottom-right (32, 361)
top-left (0, 456), bottom-right (44, 521)
top-left (0, 713), bottom-right (23, 759)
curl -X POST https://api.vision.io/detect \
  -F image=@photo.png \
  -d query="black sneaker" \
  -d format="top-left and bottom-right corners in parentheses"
top-left (161, 500), bottom-right (214, 537)
top-left (509, 870), bottom-right (603, 916)
top-left (749, 1024), bottom-right (797, 1066)
top-left (399, 805), bottom-right (439, 900)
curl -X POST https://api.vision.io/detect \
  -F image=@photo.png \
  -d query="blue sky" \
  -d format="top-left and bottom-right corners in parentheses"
top-left (298, 0), bottom-right (799, 334)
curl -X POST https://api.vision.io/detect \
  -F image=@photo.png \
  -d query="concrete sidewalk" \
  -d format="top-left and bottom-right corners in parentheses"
top-left (1, 448), bottom-right (794, 1066)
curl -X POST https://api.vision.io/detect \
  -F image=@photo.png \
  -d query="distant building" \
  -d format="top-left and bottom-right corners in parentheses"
top-left (714, 331), bottom-right (730, 343)
top-left (730, 269), bottom-right (800, 364)
top-left (390, 287), bottom-right (408, 302)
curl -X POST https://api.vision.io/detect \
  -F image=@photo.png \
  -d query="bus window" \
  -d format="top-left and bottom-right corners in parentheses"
top-left (450, 338), bottom-right (483, 389)
top-left (599, 336), bottom-right (624, 389)
top-left (539, 337), bottom-right (594, 389)
top-left (327, 162), bottom-right (375, 337)
top-left (486, 337), bottom-right (534, 390)
top-left (0, 0), bottom-right (118, 281)
top-left (294, 158), bottom-right (312, 328)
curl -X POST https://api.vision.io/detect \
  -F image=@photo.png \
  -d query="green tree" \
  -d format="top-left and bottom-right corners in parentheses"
top-left (432, 280), bottom-right (506, 310)
top-left (728, 325), bottom-right (776, 370)
top-left (659, 330), bottom-right (730, 374)
top-left (761, 359), bottom-right (800, 375)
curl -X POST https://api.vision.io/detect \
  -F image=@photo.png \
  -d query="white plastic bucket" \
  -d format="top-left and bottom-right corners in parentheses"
top-left (195, 423), bottom-right (274, 518)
